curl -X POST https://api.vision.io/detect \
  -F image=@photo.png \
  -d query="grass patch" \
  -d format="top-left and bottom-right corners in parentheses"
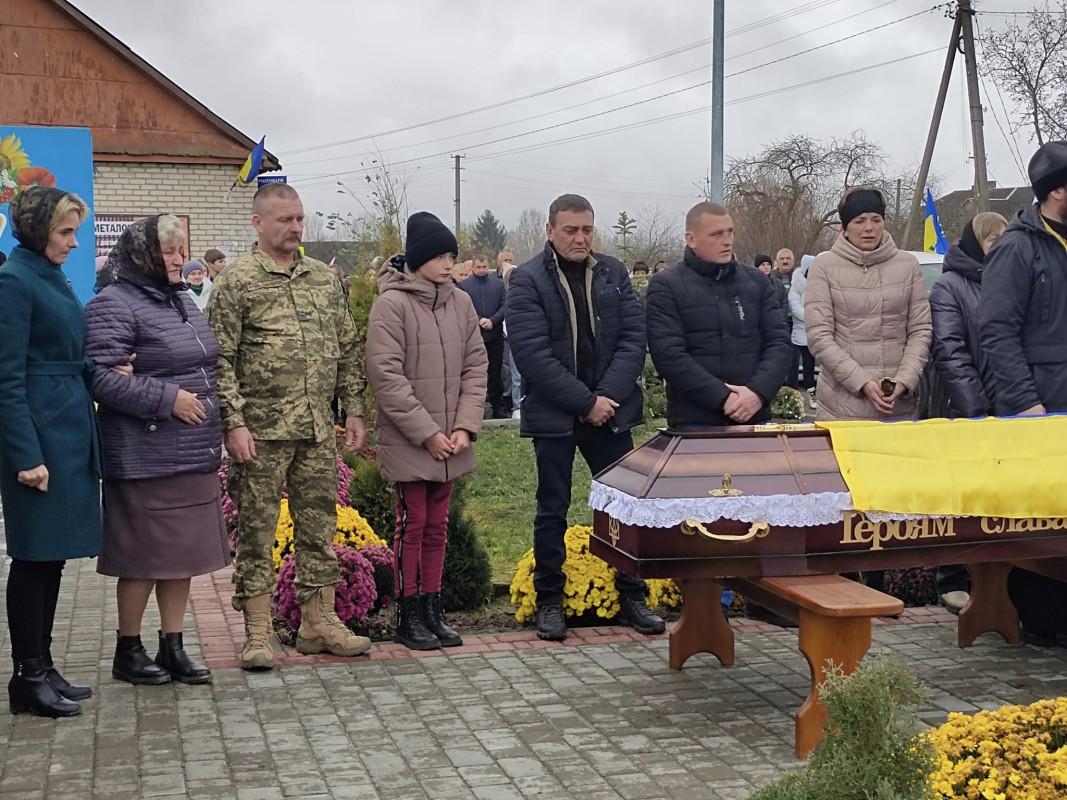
top-left (467, 422), bottom-right (663, 582)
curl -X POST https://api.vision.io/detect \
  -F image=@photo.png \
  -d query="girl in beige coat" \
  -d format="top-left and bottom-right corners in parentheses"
top-left (366, 212), bottom-right (488, 651)
top-left (805, 188), bottom-right (932, 421)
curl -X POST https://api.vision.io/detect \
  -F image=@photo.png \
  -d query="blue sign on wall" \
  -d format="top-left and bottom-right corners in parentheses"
top-left (0, 126), bottom-right (96, 303)
top-left (257, 174), bottom-right (287, 186)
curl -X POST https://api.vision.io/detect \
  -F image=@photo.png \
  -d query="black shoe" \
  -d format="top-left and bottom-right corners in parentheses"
top-left (420, 593), bottom-right (462, 648)
top-left (1021, 626), bottom-right (1060, 648)
top-left (617, 596), bottom-right (666, 635)
top-left (155, 631), bottom-right (212, 685)
top-left (42, 650), bottom-right (92, 702)
top-left (536, 603), bottom-right (567, 641)
top-left (395, 596), bottom-right (440, 651)
top-left (9, 658), bottom-right (81, 717)
top-left (113, 634), bottom-right (171, 685)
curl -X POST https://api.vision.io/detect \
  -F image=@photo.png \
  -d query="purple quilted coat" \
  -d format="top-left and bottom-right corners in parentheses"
top-left (84, 220), bottom-right (223, 480)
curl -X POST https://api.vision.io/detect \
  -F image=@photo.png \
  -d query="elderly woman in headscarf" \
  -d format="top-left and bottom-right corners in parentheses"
top-left (85, 216), bottom-right (229, 688)
top-left (0, 186), bottom-right (102, 718)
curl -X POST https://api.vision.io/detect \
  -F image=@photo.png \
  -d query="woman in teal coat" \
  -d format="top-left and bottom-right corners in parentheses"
top-left (0, 186), bottom-right (102, 718)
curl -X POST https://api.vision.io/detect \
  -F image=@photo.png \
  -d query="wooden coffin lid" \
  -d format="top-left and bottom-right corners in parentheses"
top-left (595, 425), bottom-right (848, 500)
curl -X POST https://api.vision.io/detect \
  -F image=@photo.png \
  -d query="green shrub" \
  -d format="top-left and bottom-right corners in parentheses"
top-left (348, 271), bottom-right (379, 426)
top-left (344, 453), bottom-right (396, 544)
top-left (640, 353), bottom-right (667, 422)
top-left (771, 386), bottom-right (805, 421)
top-left (748, 657), bottom-right (936, 800)
top-left (442, 477), bottom-right (493, 612)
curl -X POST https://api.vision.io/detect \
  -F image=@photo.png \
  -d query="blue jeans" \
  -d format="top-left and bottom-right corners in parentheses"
top-left (510, 348), bottom-right (521, 411)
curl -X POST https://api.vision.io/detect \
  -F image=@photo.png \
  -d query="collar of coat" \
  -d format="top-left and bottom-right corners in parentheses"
top-left (830, 230), bottom-right (899, 269)
top-left (248, 246), bottom-right (312, 278)
top-left (544, 242), bottom-right (598, 365)
top-left (376, 260), bottom-right (454, 308)
top-left (682, 246), bottom-right (736, 280)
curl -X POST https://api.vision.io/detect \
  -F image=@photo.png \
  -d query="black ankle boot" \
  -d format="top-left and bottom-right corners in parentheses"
top-left (154, 631), bottom-right (212, 685)
top-left (9, 658), bottom-right (81, 717)
top-left (42, 650), bottom-right (92, 701)
top-left (113, 634), bottom-right (170, 685)
top-left (420, 593), bottom-right (462, 648)
top-left (395, 595), bottom-right (440, 651)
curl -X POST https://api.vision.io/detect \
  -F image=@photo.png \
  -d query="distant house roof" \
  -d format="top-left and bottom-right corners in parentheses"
top-left (936, 185), bottom-right (1034, 240)
top-left (1, 0), bottom-right (280, 171)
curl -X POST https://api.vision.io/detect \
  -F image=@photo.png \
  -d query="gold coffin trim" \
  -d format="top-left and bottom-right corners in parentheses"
top-left (680, 520), bottom-right (771, 542)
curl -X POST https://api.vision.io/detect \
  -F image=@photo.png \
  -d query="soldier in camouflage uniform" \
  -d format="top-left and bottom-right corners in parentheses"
top-left (207, 183), bottom-right (371, 669)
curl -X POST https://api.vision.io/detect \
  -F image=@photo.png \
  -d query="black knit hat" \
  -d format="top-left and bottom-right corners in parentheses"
top-left (838, 188), bottom-right (886, 227)
top-left (1028, 141), bottom-right (1067, 199)
top-left (753, 253), bottom-right (773, 269)
top-left (405, 212), bottom-right (458, 271)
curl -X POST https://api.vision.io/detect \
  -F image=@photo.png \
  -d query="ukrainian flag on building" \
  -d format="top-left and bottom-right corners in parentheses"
top-left (233, 136), bottom-right (266, 188)
top-left (924, 188), bottom-right (948, 255)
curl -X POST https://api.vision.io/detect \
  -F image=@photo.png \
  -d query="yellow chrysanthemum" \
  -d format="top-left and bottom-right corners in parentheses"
top-left (270, 500), bottom-right (385, 571)
top-left (0, 134), bottom-right (30, 173)
top-left (510, 524), bottom-right (681, 623)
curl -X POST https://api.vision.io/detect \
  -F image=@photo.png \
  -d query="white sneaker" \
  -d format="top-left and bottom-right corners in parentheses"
top-left (807, 388), bottom-right (817, 408)
top-left (511, 410), bottom-right (521, 420)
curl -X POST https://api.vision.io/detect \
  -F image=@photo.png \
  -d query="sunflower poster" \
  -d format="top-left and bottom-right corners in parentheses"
top-left (0, 126), bottom-right (96, 303)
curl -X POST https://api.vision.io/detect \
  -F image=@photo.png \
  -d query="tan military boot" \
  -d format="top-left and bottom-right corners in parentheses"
top-left (296, 586), bottom-right (372, 657)
top-left (241, 594), bottom-right (274, 671)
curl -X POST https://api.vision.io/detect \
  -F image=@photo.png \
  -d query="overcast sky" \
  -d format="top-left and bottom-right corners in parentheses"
top-left (74, 0), bottom-right (1035, 234)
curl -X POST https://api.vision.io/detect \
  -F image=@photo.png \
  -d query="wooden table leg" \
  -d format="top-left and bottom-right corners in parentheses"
top-left (669, 578), bottom-right (734, 670)
top-left (795, 610), bottom-right (872, 759)
top-left (958, 562), bottom-right (1019, 648)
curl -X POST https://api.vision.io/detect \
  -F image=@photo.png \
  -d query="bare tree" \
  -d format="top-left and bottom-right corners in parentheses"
top-left (303, 212), bottom-right (332, 243)
top-left (325, 148), bottom-right (413, 261)
top-left (506, 208), bottom-right (547, 263)
top-left (604, 205), bottom-right (683, 266)
top-left (980, 2), bottom-right (1067, 145)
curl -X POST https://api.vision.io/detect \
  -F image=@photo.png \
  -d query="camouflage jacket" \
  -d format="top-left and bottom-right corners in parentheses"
top-left (207, 247), bottom-right (365, 441)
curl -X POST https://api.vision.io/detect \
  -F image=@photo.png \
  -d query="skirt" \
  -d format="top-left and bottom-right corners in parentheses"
top-left (98, 472), bottom-right (231, 580)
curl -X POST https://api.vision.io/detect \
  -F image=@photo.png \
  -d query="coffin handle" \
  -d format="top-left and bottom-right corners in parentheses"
top-left (680, 520), bottom-right (770, 542)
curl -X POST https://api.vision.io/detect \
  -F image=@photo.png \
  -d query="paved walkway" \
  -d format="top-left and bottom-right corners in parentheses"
top-left (2, 553), bottom-right (1066, 800)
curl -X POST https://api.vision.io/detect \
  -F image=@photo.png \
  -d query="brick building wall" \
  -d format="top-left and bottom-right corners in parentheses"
top-left (92, 162), bottom-right (258, 260)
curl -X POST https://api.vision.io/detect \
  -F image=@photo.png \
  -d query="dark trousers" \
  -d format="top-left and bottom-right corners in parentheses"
top-left (485, 337), bottom-right (505, 411)
top-left (936, 564), bottom-right (971, 595)
top-left (790, 344), bottom-right (816, 390)
top-left (394, 481), bottom-right (453, 598)
top-left (532, 425), bottom-right (645, 604)
top-left (1008, 568), bottom-right (1067, 636)
top-left (6, 559), bottom-right (65, 662)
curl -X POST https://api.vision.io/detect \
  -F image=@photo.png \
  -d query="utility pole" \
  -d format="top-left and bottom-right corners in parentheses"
top-left (452, 154), bottom-right (464, 237)
top-left (903, 10), bottom-right (962, 251)
top-left (710, 0), bottom-right (725, 204)
top-left (959, 0), bottom-right (990, 210)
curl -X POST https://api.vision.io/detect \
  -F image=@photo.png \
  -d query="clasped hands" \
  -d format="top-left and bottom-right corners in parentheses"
top-left (862, 379), bottom-right (907, 416)
top-left (723, 384), bottom-right (762, 423)
top-left (424, 430), bottom-right (471, 461)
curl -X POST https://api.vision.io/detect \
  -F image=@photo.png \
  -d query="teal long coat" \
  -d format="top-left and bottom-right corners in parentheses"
top-left (0, 246), bottom-right (102, 561)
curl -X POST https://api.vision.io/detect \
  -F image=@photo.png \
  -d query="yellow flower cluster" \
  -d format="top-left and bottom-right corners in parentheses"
top-left (509, 524), bottom-right (681, 623)
top-left (271, 500), bottom-right (385, 571)
top-left (928, 696), bottom-right (1067, 800)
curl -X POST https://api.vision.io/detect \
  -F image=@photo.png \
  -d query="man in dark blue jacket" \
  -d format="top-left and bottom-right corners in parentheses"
top-left (459, 255), bottom-right (508, 417)
top-left (646, 202), bottom-right (792, 429)
top-left (506, 194), bottom-right (663, 641)
top-left (980, 141), bottom-right (1067, 415)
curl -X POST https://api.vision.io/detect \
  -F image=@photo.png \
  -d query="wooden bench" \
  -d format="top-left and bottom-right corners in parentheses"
top-left (669, 574), bottom-right (904, 758)
top-left (959, 557), bottom-right (1067, 647)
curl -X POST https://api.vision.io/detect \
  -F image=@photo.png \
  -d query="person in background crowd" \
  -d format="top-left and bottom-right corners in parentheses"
top-left (366, 213), bottom-right (487, 651)
top-left (928, 211), bottom-right (1008, 615)
top-left (772, 249), bottom-right (797, 382)
top-left (182, 259), bottom-right (211, 312)
top-left (451, 260), bottom-right (472, 284)
top-left (754, 253), bottom-right (789, 332)
top-left (652, 260), bottom-right (669, 274)
top-left (86, 216), bottom-right (229, 687)
top-left (630, 261), bottom-right (651, 310)
top-left (202, 248), bottom-right (227, 280)
top-left (773, 248), bottom-right (795, 285)
top-left (788, 255), bottom-right (818, 408)
top-left (632, 261), bottom-right (649, 277)
top-left (0, 186), bottom-right (102, 717)
top-left (753, 254), bottom-right (773, 276)
top-left (805, 187), bottom-right (932, 423)
top-left (458, 254), bottom-right (508, 418)
top-left (979, 141), bottom-right (1067, 646)
top-left (506, 193), bottom-right (663, 642)
top-left (496, 250), bottom-right (516, 281)
top-left (208, 183), bottom-right (371, 670)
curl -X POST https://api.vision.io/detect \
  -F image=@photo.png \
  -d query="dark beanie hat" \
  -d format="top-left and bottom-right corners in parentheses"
top-left (838, 188), bottom-right (886, 228)
top-left (753, 253), bottom-right (773, 268)
top-left (405, 212), bottom-right (458, 271)
top-left (1028, 141), bottom-right (1067, 199)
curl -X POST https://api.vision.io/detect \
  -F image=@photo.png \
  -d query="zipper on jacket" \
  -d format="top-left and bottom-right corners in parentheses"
top-left (184, 319), bottom-right (220, 458)
top-left (430, 283), bottom-right (452, 482)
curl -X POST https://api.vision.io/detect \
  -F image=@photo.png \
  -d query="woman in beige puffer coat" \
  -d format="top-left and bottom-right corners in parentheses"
top-left (366, 212), bottom-right (487, 652)
top-left (805, 188), bottom-right (932, 421)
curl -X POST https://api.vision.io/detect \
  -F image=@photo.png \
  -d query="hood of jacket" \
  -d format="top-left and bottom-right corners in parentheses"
top-left (682, 246), bottom-right (737, 280)
top-left (376, 259), bottom-right (456, 307)
top-left (942, 243), bottom-right (983, 284)
top-left (829, 230), bottom-right (899, 269)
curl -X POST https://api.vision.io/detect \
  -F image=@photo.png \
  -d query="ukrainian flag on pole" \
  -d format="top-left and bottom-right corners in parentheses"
top-left (924, 188), bottom-right (949, 255)
top-left (232, 136), bottom-right (266, 189)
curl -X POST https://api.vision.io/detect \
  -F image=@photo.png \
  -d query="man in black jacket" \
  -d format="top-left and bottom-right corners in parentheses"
top-left (980, 141), bottom-right (1067, 415)
top-left (506, 194), bottom-right (663, 641)
top-left (646, 203), bottom-right (792, 428)
top-left (459, 255), bottom-right (508, 417)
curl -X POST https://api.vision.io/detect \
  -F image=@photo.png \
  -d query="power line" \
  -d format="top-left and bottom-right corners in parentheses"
top-left (278, 0), bottom-right (857, 158)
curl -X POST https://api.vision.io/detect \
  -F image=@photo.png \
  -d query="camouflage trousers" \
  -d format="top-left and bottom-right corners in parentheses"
top-left (229, 437), bottom-right (340, 610)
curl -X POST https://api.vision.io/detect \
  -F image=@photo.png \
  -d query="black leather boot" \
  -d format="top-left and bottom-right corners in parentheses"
top-left (155, 631), bottom-right (212, 685)
top-left (112, 634), bottom-right (170, 685)
top-left (420, 593), bottom-right (462, 648)
top-left (617, 596), bottom-right (666, 635)
top-left (536, 603), bottom-right (567, 641)
top-left (395, 595), bottom-right (440, 651)
top-left (42, 650), bottom-right (92, 701)
top-left (9, 658), bottom-right (81, 717)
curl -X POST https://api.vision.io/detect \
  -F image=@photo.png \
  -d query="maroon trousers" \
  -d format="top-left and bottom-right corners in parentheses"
top-left (393, 481), bottom-right (453, 598)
